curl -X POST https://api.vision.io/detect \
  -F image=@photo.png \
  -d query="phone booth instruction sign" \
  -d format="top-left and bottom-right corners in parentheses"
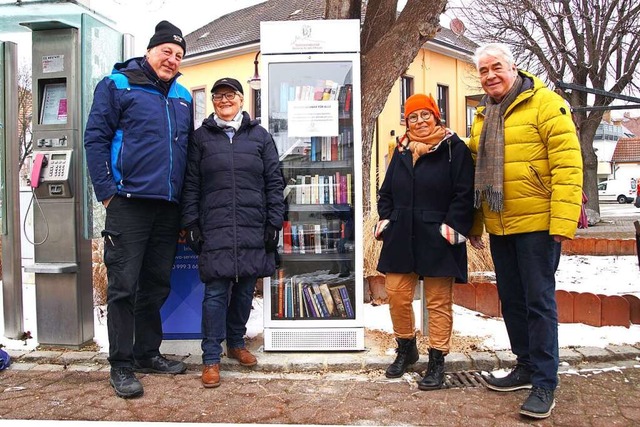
top-left (161, 231), bottom-right (204, 339)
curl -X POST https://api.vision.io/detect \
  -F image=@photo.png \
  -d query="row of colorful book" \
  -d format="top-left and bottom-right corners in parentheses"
top-left (281, 220), bottom-right (350, 255)
top-left (277, 81), bottom-right (353, 116)
top-left (309, 129), bottom-right (353, 162)
top-left (288, 172), bottom-right (353, 205)
top-left (274, 275), bottom-right (354, 319)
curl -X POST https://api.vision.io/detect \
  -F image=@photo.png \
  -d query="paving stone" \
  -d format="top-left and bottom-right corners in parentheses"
top-left (30, 363), bottom-right (66, 371)
top-left (575, 346), bottom-right (613, 362)
top-left (288, 354), bottom-right (327, 372)
top-left (60, 351), bottom-right (99, 363)
top-left (445, 352), bottom-right (472, 372)
top-left (559, 347), bottom-right (584, 365)
top-left (8, 362), bottom-right (37, 371)
top-left (4, 349), bottom-right (29, 360)
top-left (21, 350), bottom-right (63, 363)
top-left (361, 355), bottom-right (388, 372)
top-left (182, 354), bottom-right (201, 367)
top-left (66, 364), bottom-right (101, 372)
top-left (604, 345), bottom-right (640, 360)
top-left (324, 353), bottom-right (365, 371)
top-left (91, 352), bottom-right (109, 363)
top-left (468, 351), bottom-right (498, 371)
top-left (494, 350), bottom-right (517, 368)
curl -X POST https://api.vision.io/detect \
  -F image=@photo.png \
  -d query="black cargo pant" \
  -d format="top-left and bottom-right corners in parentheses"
top-left (103, 196), bottom-right (180, 369)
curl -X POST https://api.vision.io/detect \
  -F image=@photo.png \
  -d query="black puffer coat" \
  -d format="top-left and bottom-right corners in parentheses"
top-left (376, 133), bottom-right (475, 283)
top-left (181, 112), bottom-right (285, 282)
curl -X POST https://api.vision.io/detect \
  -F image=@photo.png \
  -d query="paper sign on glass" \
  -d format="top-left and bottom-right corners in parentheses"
top-left (287, 100), bottom-right (339, 137)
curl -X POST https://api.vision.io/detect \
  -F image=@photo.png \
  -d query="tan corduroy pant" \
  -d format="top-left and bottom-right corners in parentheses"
top-left (385, 272), bottom-right (454, 353)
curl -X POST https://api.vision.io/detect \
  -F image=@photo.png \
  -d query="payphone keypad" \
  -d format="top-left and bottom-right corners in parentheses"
top-left (49, 159), bottom-right (67, 178)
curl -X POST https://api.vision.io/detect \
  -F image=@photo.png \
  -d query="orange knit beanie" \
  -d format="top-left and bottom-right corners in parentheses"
top-left (404, 93), bottom-right (441, 123)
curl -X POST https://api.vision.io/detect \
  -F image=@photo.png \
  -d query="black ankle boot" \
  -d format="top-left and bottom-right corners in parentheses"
top-left (418, 348), bottom-right (445, 390)
top-left (385, 337), bottom-right (419, 378)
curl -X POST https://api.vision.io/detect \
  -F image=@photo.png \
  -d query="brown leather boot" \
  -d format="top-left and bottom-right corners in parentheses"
top-left (202, 364), bottom-right (220, 388)
top-left (227, 347), bottom-right (257, 367)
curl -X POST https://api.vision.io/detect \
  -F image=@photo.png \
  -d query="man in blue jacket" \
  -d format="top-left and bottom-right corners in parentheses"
top-left (84, 20), bottom-right (192, 399)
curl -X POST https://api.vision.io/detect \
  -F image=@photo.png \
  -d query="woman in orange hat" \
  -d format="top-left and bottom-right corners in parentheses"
top-left (375, 93), bottom-right (475, 390)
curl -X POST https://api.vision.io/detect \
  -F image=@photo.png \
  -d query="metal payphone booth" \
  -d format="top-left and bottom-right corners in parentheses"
top-left (23, 22), bottom-right (93, 348)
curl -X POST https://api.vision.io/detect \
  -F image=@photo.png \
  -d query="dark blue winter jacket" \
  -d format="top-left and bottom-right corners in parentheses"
top-left (84, 57), bottom-right (192, 203)
top-left (181, 112), bottom-right (285, 282)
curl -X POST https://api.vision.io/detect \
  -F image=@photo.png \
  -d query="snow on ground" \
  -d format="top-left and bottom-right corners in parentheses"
top-left (1, 255), bottom-right (639, 352)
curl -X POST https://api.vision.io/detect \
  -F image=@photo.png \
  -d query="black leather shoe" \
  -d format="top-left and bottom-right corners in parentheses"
top-left (134, 355), bottom-right (187, 374)
top-left (520, 387), bottom-right (555, 419)
top-left (485, 364), bottom-right (532, 392)
top-left (110, 367), bottom-right (143, 399)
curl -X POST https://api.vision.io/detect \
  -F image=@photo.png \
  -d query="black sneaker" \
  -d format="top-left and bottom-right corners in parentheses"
top-left (485, 364), bottom-right (532, 391)
top-left (134, 355), bottom-right (187, 374)
top-left (110, 367), bottom-right (143, 399)
top-left (520, 386), bottom-right (555, 419)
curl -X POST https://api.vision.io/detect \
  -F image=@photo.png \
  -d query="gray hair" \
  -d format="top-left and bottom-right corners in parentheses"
top-left (473, 43), bottom-right (516, 70)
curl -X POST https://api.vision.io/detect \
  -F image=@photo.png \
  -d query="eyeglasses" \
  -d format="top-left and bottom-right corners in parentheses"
top-left (407, 110), bottom-right (433, 123)
top-left (212, 92), bottom-right (239, 102)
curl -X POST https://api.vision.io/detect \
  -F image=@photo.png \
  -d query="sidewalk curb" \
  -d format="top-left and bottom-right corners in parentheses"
top-left (5, 343), bottom-right (640, 374)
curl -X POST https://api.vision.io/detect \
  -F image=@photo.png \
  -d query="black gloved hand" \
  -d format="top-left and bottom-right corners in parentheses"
top-left (264, 225), bottom-right (279, 253)
top-left (186, 225), bottom-right (203, 255)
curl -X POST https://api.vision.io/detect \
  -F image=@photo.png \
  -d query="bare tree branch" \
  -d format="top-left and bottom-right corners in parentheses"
top-left (455, 0), bottom-right (640, 213)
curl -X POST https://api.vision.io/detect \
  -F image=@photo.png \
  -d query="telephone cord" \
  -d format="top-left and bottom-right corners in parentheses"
top-left (23, 189), bottom-right (49, 246)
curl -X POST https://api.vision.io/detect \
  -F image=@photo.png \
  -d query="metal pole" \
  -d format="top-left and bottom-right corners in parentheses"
top-left (1, 41), bottom-right (24, 338)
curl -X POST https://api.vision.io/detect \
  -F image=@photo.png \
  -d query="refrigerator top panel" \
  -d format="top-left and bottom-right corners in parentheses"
top-left (261, 19), bottom-right (360, 55)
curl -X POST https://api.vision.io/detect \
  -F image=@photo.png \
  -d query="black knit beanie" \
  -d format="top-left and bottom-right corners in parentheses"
top-left (147, 20), bottom-right (186, 53)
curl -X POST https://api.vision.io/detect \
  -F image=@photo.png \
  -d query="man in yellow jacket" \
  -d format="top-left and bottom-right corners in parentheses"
top-left (468, 43), bottom-right (583, 420)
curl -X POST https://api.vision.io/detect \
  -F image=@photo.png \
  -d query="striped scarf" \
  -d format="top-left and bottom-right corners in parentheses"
top-left (474, 75), bottom-right (523, 211)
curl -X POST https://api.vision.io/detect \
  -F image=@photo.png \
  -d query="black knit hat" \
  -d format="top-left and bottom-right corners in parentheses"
top-left (211, 77), bottom-right (244, 95)
top-left (147, 20), bottom-right (186, 53)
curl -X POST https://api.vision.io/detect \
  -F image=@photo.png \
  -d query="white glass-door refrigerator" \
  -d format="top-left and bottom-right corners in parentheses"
top-left (260, 19), bottom-right (364, 351)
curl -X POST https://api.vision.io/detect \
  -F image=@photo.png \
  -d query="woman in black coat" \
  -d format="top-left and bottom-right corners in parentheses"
top-left (375, 93), bottom-right (474, 390)
top-left (181, 77), bottom-right (284, 388)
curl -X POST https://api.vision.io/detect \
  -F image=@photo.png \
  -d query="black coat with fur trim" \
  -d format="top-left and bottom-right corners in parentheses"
top-left (376, 133), bottom-right (475, 283)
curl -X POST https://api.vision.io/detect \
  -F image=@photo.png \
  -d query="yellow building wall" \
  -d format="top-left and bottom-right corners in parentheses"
top-left (178, 51), bottom-right (260, 121)
top-left (178, 48), bottom-right (481, 211)
top-left (372, 48), bottom-right (481, 207)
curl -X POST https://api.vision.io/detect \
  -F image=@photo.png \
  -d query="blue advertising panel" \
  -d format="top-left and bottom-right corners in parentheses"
top-left (161, 231), bottom-right (203, 339)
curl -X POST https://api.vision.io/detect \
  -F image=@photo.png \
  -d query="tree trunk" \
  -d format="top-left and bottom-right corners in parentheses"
top-left (578, 115), bottom-right (602, 213)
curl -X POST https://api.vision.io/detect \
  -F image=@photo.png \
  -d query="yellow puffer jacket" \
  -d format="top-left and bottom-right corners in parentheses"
top-left (468, 70), bottom-right (583, 239)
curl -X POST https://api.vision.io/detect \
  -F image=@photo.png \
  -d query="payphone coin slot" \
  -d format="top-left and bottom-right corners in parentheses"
top-left (48, 184), bottom-right (64, 196)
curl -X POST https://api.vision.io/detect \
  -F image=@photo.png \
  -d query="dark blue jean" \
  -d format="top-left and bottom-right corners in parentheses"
top-left (103, 196), bottom-right (180, 368)
top-left (489, 231), bottom-right (561, 390)
top-left (201, 276), bottom-right (256, 365)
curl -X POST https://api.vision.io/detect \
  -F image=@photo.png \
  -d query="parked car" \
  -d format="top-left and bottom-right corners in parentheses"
top-left (597, 178), bottom-right (637, 204)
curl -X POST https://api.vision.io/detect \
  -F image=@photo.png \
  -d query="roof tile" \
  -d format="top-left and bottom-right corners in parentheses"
top-left (184, 0), bottom-right (477, 58)
top-left (612, 137), bottom-right (640, 162)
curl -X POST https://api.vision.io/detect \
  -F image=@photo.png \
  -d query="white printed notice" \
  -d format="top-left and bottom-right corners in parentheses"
top-left (287, 101), bottom-right (339, 137)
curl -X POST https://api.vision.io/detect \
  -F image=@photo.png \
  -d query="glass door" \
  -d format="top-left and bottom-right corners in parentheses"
top-left (266, 58), bottom-right (358, 323)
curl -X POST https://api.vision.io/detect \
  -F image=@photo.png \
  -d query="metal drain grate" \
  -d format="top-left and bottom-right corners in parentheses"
top-left (443, 371), bottom-right (486, 389)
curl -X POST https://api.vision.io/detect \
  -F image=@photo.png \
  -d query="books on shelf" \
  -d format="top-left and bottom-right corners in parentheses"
top-left (277, 220), bottom-right (351, 255)
top-left (288, 172), bottom-right (352, 206)
top-left (335, 284), bottom-right (354, 318)
top-left (272, 273), bottom-right (355, 319)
